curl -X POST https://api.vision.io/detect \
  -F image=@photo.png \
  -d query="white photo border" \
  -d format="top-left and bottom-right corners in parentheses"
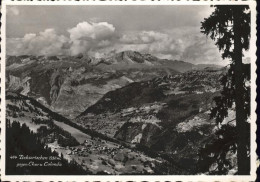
top-left (0, 0), bottom-right (257, 181)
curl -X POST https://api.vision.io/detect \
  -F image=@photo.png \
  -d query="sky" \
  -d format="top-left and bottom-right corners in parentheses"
top-left (6, 5), bottom-right (230, 65)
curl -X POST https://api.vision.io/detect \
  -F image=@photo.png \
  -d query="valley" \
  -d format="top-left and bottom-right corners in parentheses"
top-left (6, 51), bottom-right (235, 175)
top-left (6, 92), bottom-right (187, 174)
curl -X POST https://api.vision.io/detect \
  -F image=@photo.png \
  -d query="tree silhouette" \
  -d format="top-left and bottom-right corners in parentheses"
top-left (6, 121), bottom-right (88, 175)
top-left (200, 5), bottom-right (250, 174)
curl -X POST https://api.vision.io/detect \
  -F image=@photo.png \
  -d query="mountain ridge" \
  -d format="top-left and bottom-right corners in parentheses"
top-left (6, 50), bottom-right (223, 118)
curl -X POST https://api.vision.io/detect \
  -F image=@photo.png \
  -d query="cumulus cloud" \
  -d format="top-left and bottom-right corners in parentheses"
top-left (7, 21), bottom-right (116, 56)
top-left (7, 29), bottom-right (69, 56)
top-left (68, 21), bottom-right (115, 55)
top-left (112, 30), bottom-right (186, 60)
top-left (120, 31), bottom-right (168, 44)
top-left (6, 20), bottom-right (224, 65)
top-left (105, 30), bottom-right (223, 64)
top-left (68, 21), bottom-right (115, 40)
top-left (180, 35), bottom-right (224, 64)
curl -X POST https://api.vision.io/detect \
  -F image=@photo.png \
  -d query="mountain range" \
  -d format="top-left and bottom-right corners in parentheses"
top-left (6, 50), bottom-right (222, 118)
top-left (6, 50), bottom-right (234, 174)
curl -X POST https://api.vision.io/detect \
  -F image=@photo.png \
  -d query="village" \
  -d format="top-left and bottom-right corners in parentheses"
top-left (48, 135), bottom-right (159, 174)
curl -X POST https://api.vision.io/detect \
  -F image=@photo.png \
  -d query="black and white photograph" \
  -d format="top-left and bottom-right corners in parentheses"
top-left (0, 1), bottom-right (257, 181)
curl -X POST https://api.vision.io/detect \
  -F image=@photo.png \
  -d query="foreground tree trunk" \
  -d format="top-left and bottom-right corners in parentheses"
top-left (233, 7), bottom-right (250, 175)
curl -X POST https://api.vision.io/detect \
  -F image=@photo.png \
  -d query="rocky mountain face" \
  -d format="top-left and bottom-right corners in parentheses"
top-left (6, 51), bottom-right (197, 118)
top-left (76, 68), bottom-right (227, 171)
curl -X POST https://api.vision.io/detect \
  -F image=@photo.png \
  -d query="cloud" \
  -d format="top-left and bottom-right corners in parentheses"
top-left (68, 21), bottom-right (116, 55)
top-left (7, 29), bottom-right (69, 56)
top-left (107, 29), bottom-right (223, 64)
top-left (7, 21), bottom-right (116, 56)
top-left (180, 35), bottom-right (224, 65)
top-left (6, 20), bottom-right (224, 65)
top-left (120, 31), bottom-right (168, 44)
top-left (7, 6), bottom-right (20, 16)
top-left (68, 21), bottom-right (115, 41)
top-left (111, 30), bottom-right (187, 60)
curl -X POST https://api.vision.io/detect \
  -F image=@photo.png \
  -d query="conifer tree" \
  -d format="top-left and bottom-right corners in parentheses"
top-left (200, 5), bottom-right (251, 174)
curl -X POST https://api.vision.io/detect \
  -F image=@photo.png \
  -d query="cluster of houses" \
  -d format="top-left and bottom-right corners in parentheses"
top-left (65, 139), bottom-right (122, 157)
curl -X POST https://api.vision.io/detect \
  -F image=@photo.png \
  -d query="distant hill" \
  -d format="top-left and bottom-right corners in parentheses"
top-left (192, 64), bottom-right (223, 70)
top-left (78, 68), bottom-right (225, 117)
